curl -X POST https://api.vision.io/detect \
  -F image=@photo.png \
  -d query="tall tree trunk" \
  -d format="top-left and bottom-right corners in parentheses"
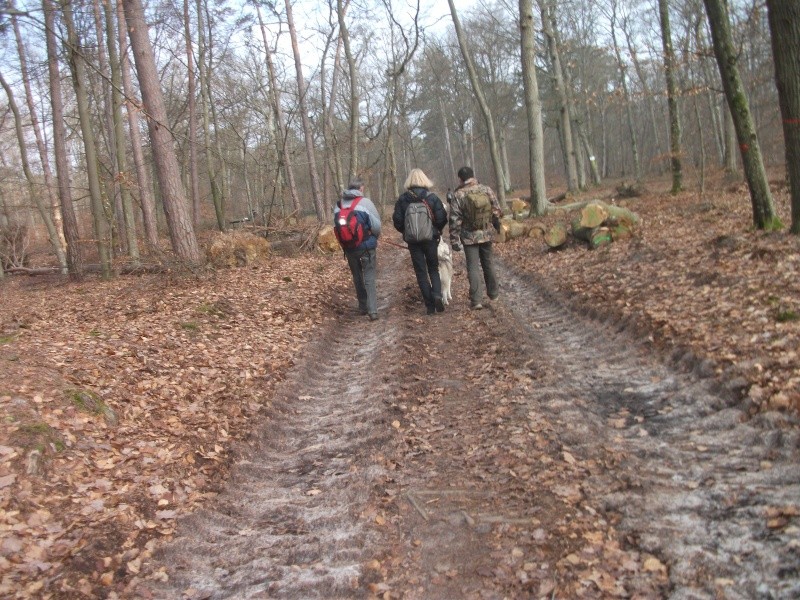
top-left (0, 70), bottom-right (69, 272)
top-left (285, 0), bottom-right (325, 220)
top-left (610, 0), bottom-right (642, 181)
top-left (255, 3), bottom-right (301, 215)
top-left (703, 0), bottom-right (779, 230)
top-left (116, 0), bottom-right (159, 249)
top-left (766, 0), bottom-right (800, 234)
top-left (105, 0), bottom-right (140, 264)
top-left (723, 100), bottom-right (739, 176)
top-left (439, 98), bottom-right (457, 181)
top-left (91, 0), bottom-right (123, 255)
top-left (539, 0), bottom-right (578, 191)
top-left (624, 27), bottom-right (663, 173)
top-left (184, 0), bottom-right (201, 227)
top-left (62, 0), bottom-right (112, 278)
top-left (519, 0), bottom-right (547, 215)
top-left (12, 15), bottom-right (68, 262)
top-left (43, 0), bottom-right (82, 277)
top-left (447, 0), bottom-right (506, 206)
top-left (122, 0), bottom-right (202, 263)
top-left (337, 0), bottom-right (358, 178)
top-left (659, 0), bottom-right (683, 194)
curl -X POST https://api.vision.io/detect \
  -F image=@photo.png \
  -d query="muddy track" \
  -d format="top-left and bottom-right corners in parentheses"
top-left (145, 248), bottom-right (799, 599)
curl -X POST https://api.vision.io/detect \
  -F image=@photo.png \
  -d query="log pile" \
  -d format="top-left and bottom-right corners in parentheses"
top-left (546, 200), bottom-right (640, 250)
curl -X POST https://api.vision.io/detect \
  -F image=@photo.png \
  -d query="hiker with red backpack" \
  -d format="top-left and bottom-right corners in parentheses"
top-left (392, 169), bottom-right (449, 315)
top-left (334, 177), bottom-right (382, 321)
top-left (449, 166), bottom-right (503, 310)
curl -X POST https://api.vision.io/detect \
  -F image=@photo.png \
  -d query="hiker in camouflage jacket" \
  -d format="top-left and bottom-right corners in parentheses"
top-left (449, 166), bottom-right (503, 310)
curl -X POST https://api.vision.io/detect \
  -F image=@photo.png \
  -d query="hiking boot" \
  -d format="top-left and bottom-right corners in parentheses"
top-left (488, 294), bottom-right (499, 301)
top-left (435, 297), bottom-right (445, 312)
top-left (471, 303), bottom-right (484, 311)
top-left (426, 306), bottom-right (436, 315)
top-left (368, 313), bottom-right (379, 321)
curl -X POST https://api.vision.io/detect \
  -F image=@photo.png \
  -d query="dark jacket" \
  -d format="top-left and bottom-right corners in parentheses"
top-left (392, 187), bottom-right (448, 240)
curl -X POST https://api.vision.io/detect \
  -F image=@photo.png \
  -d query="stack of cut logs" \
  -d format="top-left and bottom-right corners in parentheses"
top-left (495, 198), bottom-right (640, 249)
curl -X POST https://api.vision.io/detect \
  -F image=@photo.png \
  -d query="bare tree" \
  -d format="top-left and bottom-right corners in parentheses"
top-left (255, 2), bottom-right (301, 214)
top-left (122, 0), bottom-right (202, 263)
top-left (284, 0), bottom-right (325, 220)
top-left (116, 0), bottom-right (159, 249)
top-left (539, 0), bottom-right (579, 191)
top-left (765, 0), bottom-right (800, 233)
top-left (104, 0), bottom-right (140, 264)
top-left (447, 0), bottom-right (506, 206)
top-left (608, 0), bottom-right (642, 182)
top-left (337, 0), bottom-right (359, 178)
top-left (43, 0), bottom-right (82, 277)
top-left (0, 69), bottom-right (68, 272)
top-left (703, 0), bottom-right (778, 229)
top-left (11, 15), bottom-right (67, 257)
top-left (63, 0), bottom-right (112, 278)
top-left (658, 0), bottom-right (683, 194)
top-left (519, 0), bottom-right (547, 214)
top-left (184, 0), bottom-right (201, 226)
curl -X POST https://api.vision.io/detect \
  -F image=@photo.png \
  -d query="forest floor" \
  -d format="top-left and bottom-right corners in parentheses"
top-left (0, 175), bottom-right (798, 599)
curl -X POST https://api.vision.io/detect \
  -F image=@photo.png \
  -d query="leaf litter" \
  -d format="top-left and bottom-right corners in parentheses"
top-left (0, 180), bottom-right (797, 598)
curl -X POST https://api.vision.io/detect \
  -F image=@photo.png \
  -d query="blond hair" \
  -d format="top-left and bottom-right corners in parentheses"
top-left (404, 168), bottom-right (434, 190)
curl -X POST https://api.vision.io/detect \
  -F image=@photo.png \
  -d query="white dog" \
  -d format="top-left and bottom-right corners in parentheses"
top-left (437, 237), bottom-right (453, 305)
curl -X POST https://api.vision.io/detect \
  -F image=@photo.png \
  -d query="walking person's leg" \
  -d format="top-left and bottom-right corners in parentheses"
top-left (361, 249), bottom-right (378, 319)
top-left (463, 244), bottom-right (484, 308)
top-left (423, 240), bottom-right (444, 312)
top-left (346, 251), bottom-right (368, 314)
top-left (479, 242), bottom-right (499, 300)
top-left (409, 243), bottom-right (434, 313)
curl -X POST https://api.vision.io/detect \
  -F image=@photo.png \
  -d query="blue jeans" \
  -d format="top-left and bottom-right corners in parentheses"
top-left (407, 239), bottom-right (441, 310)
top-left (346, 248), bottom-right (377, 316)
top-left (463, 242), bottom-right (497, 306)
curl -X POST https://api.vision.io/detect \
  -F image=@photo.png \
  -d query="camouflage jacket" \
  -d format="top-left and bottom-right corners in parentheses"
top-left (449, 178), bottom-right (503, 246)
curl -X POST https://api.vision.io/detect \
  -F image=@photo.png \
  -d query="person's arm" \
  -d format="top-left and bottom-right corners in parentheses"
top-left (392, 195), bottom-right (406, 233)
top-left (361, 198), bottom-right (381, 237)
top-left (449, 194), bottom-right (464, 250)
top-left (430, 194), bottom-right (448, 232)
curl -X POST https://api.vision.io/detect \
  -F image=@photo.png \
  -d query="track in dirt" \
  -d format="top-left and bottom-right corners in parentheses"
top-left (144, 247), bottom-right (799, 599)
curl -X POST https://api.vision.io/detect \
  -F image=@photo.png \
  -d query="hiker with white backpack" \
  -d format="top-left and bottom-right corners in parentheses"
top-left (392, 169), bottom-right (449, 315)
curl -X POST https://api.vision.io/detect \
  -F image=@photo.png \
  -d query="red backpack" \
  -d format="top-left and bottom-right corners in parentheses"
top-left (334, 197), bottom-right (367, 249)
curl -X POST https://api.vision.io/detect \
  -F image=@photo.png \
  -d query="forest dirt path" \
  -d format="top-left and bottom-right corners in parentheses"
top-left (141, 245), bottom-right (799, 600)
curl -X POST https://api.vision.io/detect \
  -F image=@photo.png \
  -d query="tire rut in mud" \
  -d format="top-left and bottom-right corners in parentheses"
top-left (144, 250), bottom-right (799, 599)
top-left (491, 262), bottom-right (800, 599)
top-left (143, 253), bottom-right (409, 599)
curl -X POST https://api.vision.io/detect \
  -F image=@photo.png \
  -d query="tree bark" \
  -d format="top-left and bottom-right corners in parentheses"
top-left (539, 0), bottom-right (578, 191)
top-left (447, 0), bottom-right (506, 206)
top-left (184, 0), bottom-right (201, 227)
top-left (337, 0), bottom-right (358, 178)
top-left (703, 0), bottom-right (778, 230)
top-left (766, 0), bottom-right (800, 234)
top-left (105, 0), bottom-right (140, 264)
top-left (43, 0), bottom-right (82, 277)
top-left (0, 70), bottom-right (68, 272)
top-left (122, 0), bottom-right (202, 263)
top-left (610, 0), bottom-right (642, 182)
top-left (658, 0), bottom-right (683, 194)
top-left (519, 0), bottom-right (548, 216)
top-left (62, 0), bottom-right (112, 278)
top-left (255, 3), bottom-right (301, 215)
top-left (285, 0), bottom-right (325, 220)
top-left (116, 0), bottom-right (159, 250)
top-left (12, 15), bottom-right (68, 263)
